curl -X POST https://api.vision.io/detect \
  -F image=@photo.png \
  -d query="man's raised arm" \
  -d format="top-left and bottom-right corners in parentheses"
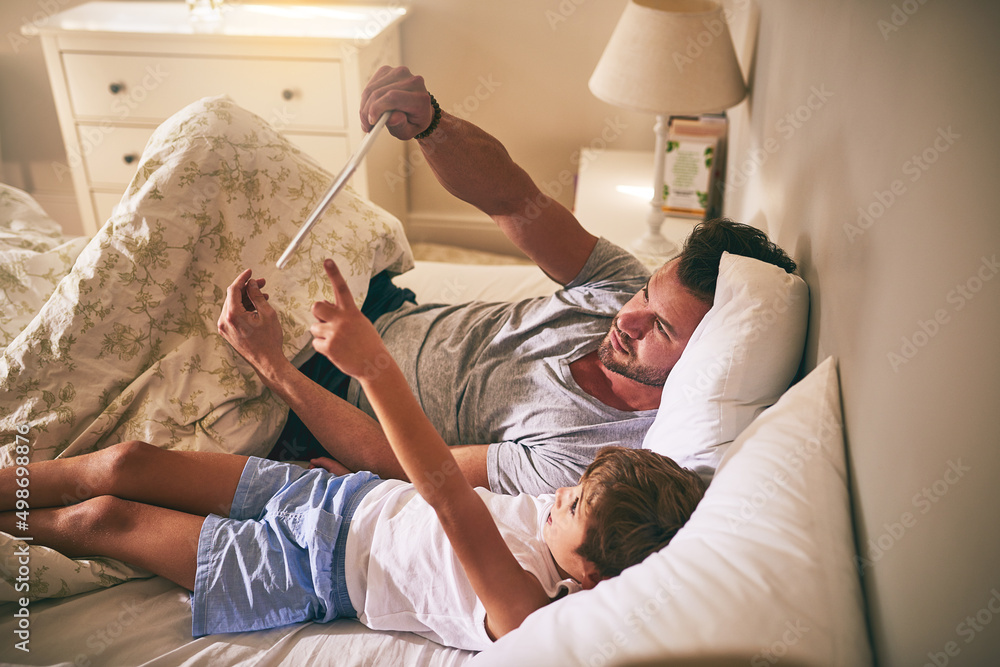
top-left (361, 66), bottom-right (599, 285)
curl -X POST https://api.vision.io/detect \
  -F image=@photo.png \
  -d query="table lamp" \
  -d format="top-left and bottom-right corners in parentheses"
top-left (589, 0), bottom-right (746, 258)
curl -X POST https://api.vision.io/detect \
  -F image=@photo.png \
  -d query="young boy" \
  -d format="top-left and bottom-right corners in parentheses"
top-left (0, 260), bottom-right (705, 651)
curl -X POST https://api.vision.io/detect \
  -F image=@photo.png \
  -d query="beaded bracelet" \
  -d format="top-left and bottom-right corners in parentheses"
top-left (414, 93), bottom-right (441, 140)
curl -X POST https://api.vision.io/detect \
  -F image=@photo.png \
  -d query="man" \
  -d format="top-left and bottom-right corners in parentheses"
top-left (217, 67), bottom-right (796, 496)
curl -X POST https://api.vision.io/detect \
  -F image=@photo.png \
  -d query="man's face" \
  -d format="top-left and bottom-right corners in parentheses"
top-left (597, 259), bottom-right (711, 387)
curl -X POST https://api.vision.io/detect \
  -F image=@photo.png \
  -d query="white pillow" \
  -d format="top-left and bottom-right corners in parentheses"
top-left (643, 251), bottom-right (809, 480)
top-left (472, 357), bottom-right (873, 666)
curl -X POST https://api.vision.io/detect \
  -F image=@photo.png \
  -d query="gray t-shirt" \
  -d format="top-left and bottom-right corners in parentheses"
top-left (347, 238), bottom-right (654, 495)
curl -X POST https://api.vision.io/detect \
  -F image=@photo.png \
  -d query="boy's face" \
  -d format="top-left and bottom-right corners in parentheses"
top-left (543, 484), bottom-right (602, 590)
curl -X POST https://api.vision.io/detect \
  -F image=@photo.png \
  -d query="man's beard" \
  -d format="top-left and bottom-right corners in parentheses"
top-left (596, 335), bottom-right (668, 388)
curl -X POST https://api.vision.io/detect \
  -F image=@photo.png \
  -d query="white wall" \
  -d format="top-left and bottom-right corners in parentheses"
top-left (397, 0), bottom-right (658, 252)
top-left (0, 0), bottom-right (93, 229)
top-left (723, 1), bottom-right (1000, 665)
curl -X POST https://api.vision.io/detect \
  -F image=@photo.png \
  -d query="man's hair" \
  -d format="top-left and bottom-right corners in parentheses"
top-left (575, 446), bottom-right (706, 579)
top-left (676, 218), bottom-right (797, 303)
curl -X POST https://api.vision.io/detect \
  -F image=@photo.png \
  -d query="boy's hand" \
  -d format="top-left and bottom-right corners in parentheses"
top-left (311, 259), bottom-right (392, 380)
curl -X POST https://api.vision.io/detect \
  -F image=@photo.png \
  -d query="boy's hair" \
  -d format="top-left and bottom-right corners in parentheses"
top-left (576, 446), bottom-right (706, 579)
top-left (677, 218), bottom-right (798, 304)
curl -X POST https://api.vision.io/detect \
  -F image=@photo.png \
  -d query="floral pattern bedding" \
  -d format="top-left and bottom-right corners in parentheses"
top-left (0, 96), bottom-right (412, 601)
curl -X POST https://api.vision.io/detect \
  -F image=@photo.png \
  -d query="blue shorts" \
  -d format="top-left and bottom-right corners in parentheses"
top-left (191, 457), bottom-right (383, 637)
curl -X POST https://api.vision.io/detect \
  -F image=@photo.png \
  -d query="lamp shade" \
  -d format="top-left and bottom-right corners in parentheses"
top-left (589, 0), bottom-right (746, 115)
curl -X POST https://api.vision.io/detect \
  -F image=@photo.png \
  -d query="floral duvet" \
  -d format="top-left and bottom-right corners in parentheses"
top-left (0, 96), bottom-right (412, 601)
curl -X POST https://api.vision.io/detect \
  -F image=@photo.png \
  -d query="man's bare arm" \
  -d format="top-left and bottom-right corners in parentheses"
top-left (449, 444), bottom-right (490, 489)
top-left (361, 66), bottom-right (599, 285)
top-left (417, 112), bottom-right (598, 285)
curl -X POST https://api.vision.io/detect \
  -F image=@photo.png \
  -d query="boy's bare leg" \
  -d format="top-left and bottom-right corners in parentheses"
top-left (0, 441), bottom-right (249, 517)
top-left (0, 496), bottom-right (203, 590)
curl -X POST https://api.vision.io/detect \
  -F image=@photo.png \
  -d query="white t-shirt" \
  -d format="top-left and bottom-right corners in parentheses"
top-left (344, 479), bottom-right (581, 651)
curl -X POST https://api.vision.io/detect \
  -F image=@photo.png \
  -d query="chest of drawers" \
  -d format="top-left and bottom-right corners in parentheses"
top-left (33, 1), bottom-right (408, 236)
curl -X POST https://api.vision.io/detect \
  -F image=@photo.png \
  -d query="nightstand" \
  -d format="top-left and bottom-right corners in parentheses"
top-left (31, 1), bottom-right (408, 236)
top-left (573, 148), bottom-right (694, 269)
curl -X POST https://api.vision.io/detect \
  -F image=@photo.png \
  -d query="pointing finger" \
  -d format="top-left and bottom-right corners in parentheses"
top-left (323, 259), bottom-right (355, 308)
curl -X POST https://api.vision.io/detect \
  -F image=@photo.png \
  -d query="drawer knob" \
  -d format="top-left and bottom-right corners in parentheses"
top-left (123, 154), bottom-right (138, 165)
top-left (109, 82), bottom-right (125, 95)
top-left (282, 89), bottom-right (294, 100)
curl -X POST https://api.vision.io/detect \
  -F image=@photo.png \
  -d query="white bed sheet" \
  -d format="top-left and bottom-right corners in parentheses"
top-left (0, 577), bottom-right (473, 666)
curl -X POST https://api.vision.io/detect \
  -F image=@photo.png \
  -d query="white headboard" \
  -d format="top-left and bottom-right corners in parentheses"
top-left (721, 0), bottom-right (1000, 664)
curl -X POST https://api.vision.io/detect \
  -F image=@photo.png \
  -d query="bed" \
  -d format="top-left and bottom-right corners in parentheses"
top-left (0, 98), bottom-right (871, 665)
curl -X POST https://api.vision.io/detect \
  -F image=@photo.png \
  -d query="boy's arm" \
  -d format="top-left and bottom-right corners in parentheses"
top-left (312, 259), bottom-right (552, 639)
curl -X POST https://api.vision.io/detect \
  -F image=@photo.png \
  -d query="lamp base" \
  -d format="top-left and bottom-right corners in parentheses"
top-left (630, 230), bottom-right (677, 262)
top-left (628, 113), bottom-right (678, 267)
